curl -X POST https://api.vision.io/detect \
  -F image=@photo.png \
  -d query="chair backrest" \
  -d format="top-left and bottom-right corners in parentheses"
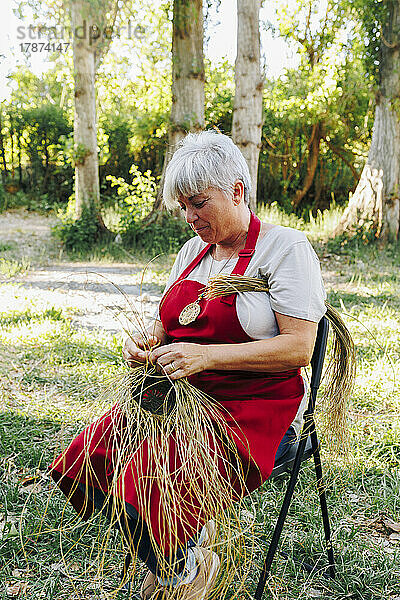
top-left (310, 316), bottom-right (329, 391)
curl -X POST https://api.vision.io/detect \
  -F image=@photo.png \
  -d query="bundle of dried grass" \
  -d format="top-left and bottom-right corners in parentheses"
top-left (103, 362), bottom-right (258, 598)
top-left (322, 303), bottom-right (356, 453)
top-left (30, 354), bottom-right (258, 599)
top-left (204, 273), bottom-right (356, 454)
top-left (22, 274), bottom-right (260, 600)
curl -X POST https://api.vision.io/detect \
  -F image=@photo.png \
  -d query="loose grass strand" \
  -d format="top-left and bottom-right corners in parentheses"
top-left (322, 303), bottom-right (356, 453)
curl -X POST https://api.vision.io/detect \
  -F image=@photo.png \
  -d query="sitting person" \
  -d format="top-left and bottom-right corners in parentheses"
top-left (49, 130), bottom-right (326, 599)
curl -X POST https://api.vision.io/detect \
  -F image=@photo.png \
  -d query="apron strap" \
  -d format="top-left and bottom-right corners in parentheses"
top-left (176, 242), bottom-right (212, 282)
top-left (160, 241), bottom-right (211, 307)
top-left (220, 211), bottom-right (261, 306)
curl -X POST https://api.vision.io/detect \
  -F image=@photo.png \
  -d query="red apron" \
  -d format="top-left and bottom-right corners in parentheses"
top-left (49, 211), bottom-right (304, 556)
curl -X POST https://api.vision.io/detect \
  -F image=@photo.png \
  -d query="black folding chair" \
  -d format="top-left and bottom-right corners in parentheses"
top-left (254, 316), bottom-right (334, 599)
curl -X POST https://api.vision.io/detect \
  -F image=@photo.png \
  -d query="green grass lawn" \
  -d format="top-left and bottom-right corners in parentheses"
top-left (0, 209), bottom-right (399, 599)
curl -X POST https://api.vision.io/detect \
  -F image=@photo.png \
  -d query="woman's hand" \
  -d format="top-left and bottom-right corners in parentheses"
top-left (123, 333), bottom-right (160, 366)
top-left (148, 342), bottom-right (211, 380)
top-left (123, 320), bottom-right (168, 367)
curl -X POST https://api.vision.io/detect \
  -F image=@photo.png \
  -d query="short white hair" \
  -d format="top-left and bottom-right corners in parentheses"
top-left (162, 130), bottom-right (252, 209)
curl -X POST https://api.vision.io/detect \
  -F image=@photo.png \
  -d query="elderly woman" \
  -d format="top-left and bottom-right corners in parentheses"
top-left (49, 131), bottom-right (326, 600)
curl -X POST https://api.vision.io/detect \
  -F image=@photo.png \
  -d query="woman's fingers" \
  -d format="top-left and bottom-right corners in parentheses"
top-left (135, 335), bottom-right (156, 350)
top-left (122, 334), bottom-right (162, 366)
top-left (134, 337), bottom-right (146, 349)
top-left (147, 335), bottom-right (160, 348)
top-left (123, 340), bottom-right (203, 378)
top-left (134, 334), bottom-right (160, 350)
top-left (123, 336), bottom-right (146, 363)
top-left (150, 344), bottom-right (177, 362)
top-left (150, 343), bottom-right (202, 379)
top-left (146, 345), bottom-right (177, 374)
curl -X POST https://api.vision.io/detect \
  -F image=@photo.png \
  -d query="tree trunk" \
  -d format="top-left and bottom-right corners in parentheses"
top-left (292, 122), bottom-right (322, 208)
top-left (231, 0), bottom-right (263, 211)
top-left (335, 0), bottom-right (400, 242)
top-left (152, 0), bottom-right (205, 217)
top-left (0, 111), bottom-right (8, 178)
top-left (70, 0), bottom-right (105, 229)
top-left (17, 126), bottom-right (22, 186)
top-left (9, 114), bottom-right (14, 178)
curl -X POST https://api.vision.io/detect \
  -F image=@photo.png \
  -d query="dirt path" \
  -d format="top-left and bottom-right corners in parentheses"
top-left (0, 210), bottom-right (164, 333)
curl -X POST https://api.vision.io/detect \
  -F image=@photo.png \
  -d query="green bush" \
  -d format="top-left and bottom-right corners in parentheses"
top-left (53, 204), bottom-right (102, 253)
top-left (23, 192), bottom-right (62, 213)
top-left (107, 164), bottom-right (157, 223)
top-left (122, 212), bottom-right (193, 255)
top-left (107, 165), bottom-right (193, 254)
top-left (1, 189), bottom-right (26, 211)
top-left (326, 219), bottom-right (382, 255)
top-left (0, 188), bottom-right (64, 213)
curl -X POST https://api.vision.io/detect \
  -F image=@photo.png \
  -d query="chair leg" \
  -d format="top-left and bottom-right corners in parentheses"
top-left (120, 552), bottom-right (132, 589)
top-left (310, 424), bottom-right (335, 579)
top-left (254, 434), bottom-right (309, 600)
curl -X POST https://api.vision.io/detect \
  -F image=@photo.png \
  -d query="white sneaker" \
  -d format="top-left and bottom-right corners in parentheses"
top-left (174, 547), bottom-right (220, 600)
top-left (197, 520), bottom-right (217, 548)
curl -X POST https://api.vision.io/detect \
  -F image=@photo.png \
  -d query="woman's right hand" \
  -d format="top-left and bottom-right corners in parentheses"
top-left (122, 333), bottom-right (160, 366)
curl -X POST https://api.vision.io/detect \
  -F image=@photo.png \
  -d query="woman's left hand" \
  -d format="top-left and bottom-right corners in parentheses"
top-left (147, 342), bottom-right (211, 380)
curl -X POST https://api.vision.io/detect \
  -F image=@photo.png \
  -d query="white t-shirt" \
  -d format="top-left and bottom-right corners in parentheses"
top-left (156, 224), bottom-right (327, 434)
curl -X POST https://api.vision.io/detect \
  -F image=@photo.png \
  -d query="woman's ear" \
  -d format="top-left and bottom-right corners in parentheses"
top-left (233, 180), bottom-right (244, 205)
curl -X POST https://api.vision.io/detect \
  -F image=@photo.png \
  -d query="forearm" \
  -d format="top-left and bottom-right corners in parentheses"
top-left (207, 334), bottom-right (312, 372)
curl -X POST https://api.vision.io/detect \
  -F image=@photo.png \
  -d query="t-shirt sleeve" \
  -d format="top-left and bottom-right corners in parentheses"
top-left (260, 237), bottom-right (326, 322)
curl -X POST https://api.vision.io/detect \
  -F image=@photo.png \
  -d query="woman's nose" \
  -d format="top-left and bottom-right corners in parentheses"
top-left (185, 207), bottom-right (198, 224)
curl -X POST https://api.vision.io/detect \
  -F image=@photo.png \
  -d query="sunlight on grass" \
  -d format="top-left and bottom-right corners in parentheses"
top-left (258, 201), bottom-right (345, 241)
top-left (0, 320), bottom-right (68, 345)
top-left (0, 256), bottom-right (31, 278)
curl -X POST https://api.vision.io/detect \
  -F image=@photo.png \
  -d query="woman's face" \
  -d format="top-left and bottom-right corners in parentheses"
top-left (178, 185), bottom-right (244, 244)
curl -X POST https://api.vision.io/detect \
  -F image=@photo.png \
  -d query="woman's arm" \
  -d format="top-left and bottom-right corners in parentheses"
top-left (207, 313), bottom-right (317, 371)
top-left (148, 313), bottom-right (317, 380)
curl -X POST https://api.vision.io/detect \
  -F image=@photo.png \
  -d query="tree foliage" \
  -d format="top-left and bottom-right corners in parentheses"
top-left (256, 0), bottom-right (373, 213)
top-left (346, 0), bottom-right (391, 84)
top-left (0, 0), bottom-right (377, 229)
